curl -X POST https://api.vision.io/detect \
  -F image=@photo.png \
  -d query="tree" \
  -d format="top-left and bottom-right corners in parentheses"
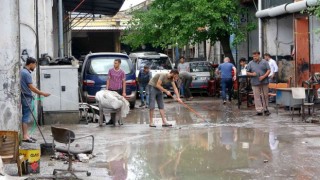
top-left (122, 0), bottom-right (256, 64)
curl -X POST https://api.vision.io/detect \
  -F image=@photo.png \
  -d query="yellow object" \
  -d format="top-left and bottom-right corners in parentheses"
top-left (19, 149), bottom-right (40, 162)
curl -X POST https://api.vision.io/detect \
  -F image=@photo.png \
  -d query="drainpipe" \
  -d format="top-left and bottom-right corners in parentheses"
top-left (58, 0), bottom-right (64, 58)
top-left (258, 0), bottom-right (263, 54)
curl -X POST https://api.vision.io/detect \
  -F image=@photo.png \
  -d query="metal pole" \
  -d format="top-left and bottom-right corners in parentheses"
top-left (58, 0), bottom-right (64, 58)
top-left (258, 0), bottom-right (263, 54)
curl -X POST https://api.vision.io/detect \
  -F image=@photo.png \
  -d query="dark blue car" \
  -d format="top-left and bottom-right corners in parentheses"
top-left (80, 53), bottom-right (137, 108)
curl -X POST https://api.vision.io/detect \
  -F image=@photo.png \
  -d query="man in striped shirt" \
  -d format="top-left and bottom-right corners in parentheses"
top-left (105, 59), bottom-right (126, 125)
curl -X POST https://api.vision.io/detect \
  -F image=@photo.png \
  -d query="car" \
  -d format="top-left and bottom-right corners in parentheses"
top-left (129, 52), bottom-right (174, 93)
top-left (80, 52), bottom-right (137, 108)
top-left (129, 52), bottom-right (173, 77)
top-left (189, 61), bottom-right (213, 94)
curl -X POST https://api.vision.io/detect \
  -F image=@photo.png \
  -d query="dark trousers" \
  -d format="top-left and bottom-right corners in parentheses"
top-left (182, 77), bottom-right (192, 98)
top-left (221, 78), bottom-right (233, 101)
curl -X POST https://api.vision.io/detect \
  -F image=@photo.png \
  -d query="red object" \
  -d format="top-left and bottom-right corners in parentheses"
top-left (208, 79), bottom-right (216, 96)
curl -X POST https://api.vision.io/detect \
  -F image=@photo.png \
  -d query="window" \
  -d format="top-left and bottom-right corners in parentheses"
top-left (137, 58), bottom-right (172, 70)
top-left (88, 57), bottom-right (131, 75)
top-left (190, 62), bottom-right (210, 72)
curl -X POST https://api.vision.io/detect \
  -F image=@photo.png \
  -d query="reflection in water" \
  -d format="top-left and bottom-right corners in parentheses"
top-left (106, 128), bottom-right (276, 179)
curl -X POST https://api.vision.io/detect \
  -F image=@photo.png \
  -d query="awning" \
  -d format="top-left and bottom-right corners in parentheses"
top-left (64, 0), bottom-right (125, 16)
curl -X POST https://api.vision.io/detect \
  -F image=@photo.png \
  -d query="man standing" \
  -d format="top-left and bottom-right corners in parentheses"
top-left (217, 57), bottom-right (237, 104)
top-left (178, 56), bottom-right (190, 72)
top-left (177, 56), bottom-right (189, 98)
top-left (106, 59), bottom-right (126, 125)
top-left (138, 65), bottom-right (151, 108)
top-left (148, 70), bottom-right (183, 127)
top-left (264, 53), bottom-right (278, 83)
top-left (246, 51), bottom-right (271, 116)
top-left (21, 57), bottom-right (50, 143)
top-left (179, 71), bottom-right (193, 101)
top-left (264, 53), bottom-right (278, 103)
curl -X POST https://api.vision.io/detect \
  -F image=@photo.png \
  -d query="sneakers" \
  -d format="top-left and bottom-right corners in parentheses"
top-left (139, 103), bottom-right (145, 107)
top-left (256, 111), bottom-right (271, 116)
top-left (264, 110), bottom-right (271, 116)
top-left (223, 100), bottom-right (227, 104)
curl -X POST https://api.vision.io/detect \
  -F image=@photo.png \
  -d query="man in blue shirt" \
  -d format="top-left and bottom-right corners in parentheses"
top-left (21, 57), bottom-right (50, 143)
top-left (137, 65), bottom-right (152, 107)
top-left (217, 57), bottom-right (237, 104)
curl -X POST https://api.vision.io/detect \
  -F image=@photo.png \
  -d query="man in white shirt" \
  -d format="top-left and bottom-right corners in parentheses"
top-left (264, 53), bottom-right (278, 103)
top-left (264, 53), bottom-right (278, 83)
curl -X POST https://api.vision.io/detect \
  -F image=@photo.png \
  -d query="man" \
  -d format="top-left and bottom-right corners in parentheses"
top-left (21, 57), bottom-right (50, 143)
top-left (264, 53), bottom-right (278, 103)
top-left (177, 56), bottom-right (190, 72)
top-left (246, 51), bottom-right (271, 116)
top-left (137, 65), bottom-right (152, 107)
top-left (179, 71), bottom-right (193, 101)
top-left (239, 58), bottom-right (248, 92)
top-left (148, 70), bottom-right (183, 127)
top-left (217, 57), bottom-right (237, 104)
top-left (177, 56), bottom-right (190, 98)
top-left (106, 59), bottom-right (126, 125)
top-left (264, 53), bottom-right (278, 83)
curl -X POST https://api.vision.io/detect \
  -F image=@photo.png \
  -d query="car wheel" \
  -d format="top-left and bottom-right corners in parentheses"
top-left (130, 101), bottom-right (136, 109)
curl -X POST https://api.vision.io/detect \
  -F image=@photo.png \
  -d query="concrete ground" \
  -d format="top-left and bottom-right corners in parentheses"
top-left (4, 97), bottom-right (320, 179)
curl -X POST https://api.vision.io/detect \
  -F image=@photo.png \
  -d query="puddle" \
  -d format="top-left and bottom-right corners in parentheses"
top-left (103, 128), bottom-right (278, 179)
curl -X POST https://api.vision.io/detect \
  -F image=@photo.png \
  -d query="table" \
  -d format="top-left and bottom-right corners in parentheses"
top-left (275, 88), bottom-right (313, 114)
top-left (237, 75), bottom-right (251, 109)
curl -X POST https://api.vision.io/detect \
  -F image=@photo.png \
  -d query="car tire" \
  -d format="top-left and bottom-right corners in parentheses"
top-left (130, 101), bottom-right (136, 109)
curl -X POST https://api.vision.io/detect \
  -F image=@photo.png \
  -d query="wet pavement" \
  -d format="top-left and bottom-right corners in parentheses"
top-left (4, 97), bottom-right (320, 179)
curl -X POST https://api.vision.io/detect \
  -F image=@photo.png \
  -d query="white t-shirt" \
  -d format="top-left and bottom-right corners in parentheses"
top-left (178, 62), bottom-right (190, 72)
top-left (268, 58), bottom-right (278, 77)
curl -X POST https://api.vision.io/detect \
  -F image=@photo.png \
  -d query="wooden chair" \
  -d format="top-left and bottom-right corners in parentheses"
top-left (0, 131), bottom-right (26, 176)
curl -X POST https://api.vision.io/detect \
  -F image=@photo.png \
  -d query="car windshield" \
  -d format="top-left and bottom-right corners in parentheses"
top-left (137, 58), bottom-right (172, 70)
top-left (190, 62), bottom-right (210, 72)
top-left (88, 57), bottom-right (131, 75)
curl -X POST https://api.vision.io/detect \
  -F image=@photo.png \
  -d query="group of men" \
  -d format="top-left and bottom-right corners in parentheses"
top-left (20, 52), bottom-right (279, 140)
top-left (217, 51), bottom-right (278, 116)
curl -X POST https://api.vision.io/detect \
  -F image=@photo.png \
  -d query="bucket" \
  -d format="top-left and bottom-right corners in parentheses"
top-left (40, 143), bottom-right (55, 156)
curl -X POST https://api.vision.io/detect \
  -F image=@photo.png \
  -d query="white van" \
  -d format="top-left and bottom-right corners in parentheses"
top-left (129, 52), bottom-right (173, 78)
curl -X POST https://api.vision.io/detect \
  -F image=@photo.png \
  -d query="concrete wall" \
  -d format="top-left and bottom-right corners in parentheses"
top-left (0, 0), bottom-right (56, 130)
top-left (264, 16), bottom-right (294, 57)
top-left (0, 0), bottom-right (21, 130)
top-left (310, 16), bottom-right (320, 65)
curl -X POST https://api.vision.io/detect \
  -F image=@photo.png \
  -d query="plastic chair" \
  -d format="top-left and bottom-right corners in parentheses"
top-left (291, 88), bottom-right (314, 121)
top-left (51, 126), bottom-right (94, 178)
top-left (0, 131), bottom-right (26, 176)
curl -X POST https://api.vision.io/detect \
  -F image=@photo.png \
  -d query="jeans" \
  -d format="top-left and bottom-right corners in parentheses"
top-left (21, 95), bottom-right (32, 123)
top-left (182, 76), bottom-right (192, 98)
top-left (139, 84), bottom-right (149, 105)
top-left (221, 78), bottom-right (233, 101)
top-left (180, 84), bottom-right (184, 96)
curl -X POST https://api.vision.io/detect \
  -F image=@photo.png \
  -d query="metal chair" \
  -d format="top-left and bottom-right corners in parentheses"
top-left (291, 88), bottom-right (315, 121)
top-left (0, 131), bottom-right (26, 176)
top-left (51, 126), bottom-right (94, 178)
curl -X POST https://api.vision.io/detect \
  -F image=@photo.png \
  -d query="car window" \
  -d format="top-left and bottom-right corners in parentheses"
top-left (88, 57), bottom-right (131, 75)
top-left (190, 62), bottom-right (210, 72)
top-left (137, 58), bottom-right (172, 70)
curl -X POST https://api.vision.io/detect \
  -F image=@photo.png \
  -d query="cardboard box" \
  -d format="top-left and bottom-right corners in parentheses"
top-left (19, 149), bottom-right (41, 174)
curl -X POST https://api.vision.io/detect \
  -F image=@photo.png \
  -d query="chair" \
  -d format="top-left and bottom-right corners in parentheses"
top-left (0, 131), bottom-right (26, 176)
top-left (51, 126), bottom-right (94, 178)
top-left (291, 88), bottom-right (315, 121)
